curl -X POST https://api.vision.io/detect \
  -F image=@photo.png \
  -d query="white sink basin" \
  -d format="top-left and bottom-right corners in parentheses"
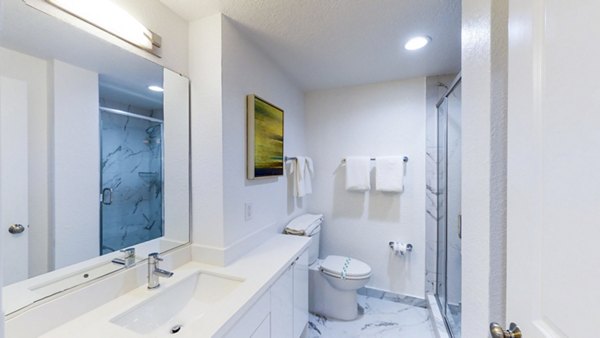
top-left (110, 271), bottom-right (244, 335)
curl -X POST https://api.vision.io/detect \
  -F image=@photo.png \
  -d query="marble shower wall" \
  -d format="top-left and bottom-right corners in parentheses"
top-left (100, 111), bottom-right (163, 254)
top-left (425, 75), bottom-right (457, 294)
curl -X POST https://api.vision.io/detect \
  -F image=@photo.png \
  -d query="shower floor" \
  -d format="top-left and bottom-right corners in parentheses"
top-left (308, 295), bottom-right (435, 338)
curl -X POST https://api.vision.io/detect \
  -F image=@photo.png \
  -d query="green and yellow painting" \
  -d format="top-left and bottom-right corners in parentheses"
top-left (248, 95), bottom-right (284, 178)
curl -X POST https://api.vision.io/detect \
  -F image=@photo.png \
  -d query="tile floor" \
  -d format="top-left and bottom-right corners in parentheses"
top-left (307, 295), bottom-right (435, 338)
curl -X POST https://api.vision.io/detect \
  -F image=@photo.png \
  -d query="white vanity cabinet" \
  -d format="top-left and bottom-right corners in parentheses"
top-left (223, 249), bottom-right (309, 338)
top-left (271, 248), bottom-right (309, 338)
top-left (292, 250), bottom-right (309, 338)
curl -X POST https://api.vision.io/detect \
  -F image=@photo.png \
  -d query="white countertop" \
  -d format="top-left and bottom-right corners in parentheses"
top-left (35, 234), bottom-right (310, 338)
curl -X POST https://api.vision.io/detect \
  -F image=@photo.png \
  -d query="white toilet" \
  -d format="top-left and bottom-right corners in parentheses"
top-left (285, 214), bottom-right (372, 321)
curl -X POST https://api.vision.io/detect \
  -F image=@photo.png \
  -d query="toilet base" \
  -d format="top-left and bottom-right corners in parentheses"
top-left (309, 262), bottom-right (367, 321)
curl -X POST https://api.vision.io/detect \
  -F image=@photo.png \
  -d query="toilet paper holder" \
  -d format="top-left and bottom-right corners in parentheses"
top-left (388, 241), bottom-right (413, 253)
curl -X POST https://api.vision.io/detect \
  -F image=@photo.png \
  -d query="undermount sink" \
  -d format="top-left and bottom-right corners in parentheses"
top-left (110, 271), bottom-right (244, 335)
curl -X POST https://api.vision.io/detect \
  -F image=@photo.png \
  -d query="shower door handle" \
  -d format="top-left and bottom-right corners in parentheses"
top-left (101, 188), bottom-right (113, 205)
top-left (490, 322), bottom-right (522, 338)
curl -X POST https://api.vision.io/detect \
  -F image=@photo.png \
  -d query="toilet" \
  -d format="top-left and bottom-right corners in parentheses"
top-left (285, 214), bottom-right (372, 321)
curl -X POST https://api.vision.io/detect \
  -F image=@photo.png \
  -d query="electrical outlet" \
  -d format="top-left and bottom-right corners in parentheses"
top-left (244, 202), bottom-right (253, 221)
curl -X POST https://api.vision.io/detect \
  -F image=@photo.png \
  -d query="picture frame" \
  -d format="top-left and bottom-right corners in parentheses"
top-left (247, 94), bottom-right (284, 179)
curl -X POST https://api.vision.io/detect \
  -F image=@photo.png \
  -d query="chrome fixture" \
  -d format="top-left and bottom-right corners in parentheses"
top-left (490, 322), bottom-right (522, 338)
top-left (8, 224), bottom-right (25, 234)
top-left (111, 247), bottom-right (136, 268)
top-left (147, 252), bottom-right (173, 289)
top-left (341, 156), bottom-right (408, 164)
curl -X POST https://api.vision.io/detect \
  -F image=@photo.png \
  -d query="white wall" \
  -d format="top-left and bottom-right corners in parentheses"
top-left (50, 60), bottom-right (100, 269)
top-left (163, 69), bottom-right (191, 244)
top-left (305, 78), bottom-right (426, 298)
top-left (0, 47), bottom-right (49, 278)
top-left (462, 0), bottom-right (508, 336)
top-left (189, 14), bottom-right (226, 258)
top-left (189, 14), bottom-right (307, 265)
top-left (221, 17), bottom-right (306, 260)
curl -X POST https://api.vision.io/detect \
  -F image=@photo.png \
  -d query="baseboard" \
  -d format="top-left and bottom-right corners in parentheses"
top-left (357, 286), bottom-right (428, 308)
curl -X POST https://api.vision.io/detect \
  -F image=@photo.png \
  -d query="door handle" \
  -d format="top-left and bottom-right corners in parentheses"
top-left (490, 322), bottom-right (522, 338)
top-left (8, 224), bottom-right (25, 234)
top-left (101, 188), bottom-right (113, 205)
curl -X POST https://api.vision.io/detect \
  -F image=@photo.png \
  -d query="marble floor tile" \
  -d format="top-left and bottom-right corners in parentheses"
top-left (308, 295), bottom-right (435, 338)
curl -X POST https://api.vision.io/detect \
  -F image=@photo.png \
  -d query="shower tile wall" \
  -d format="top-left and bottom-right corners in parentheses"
top-left (425, 75), bottom-right (456, 294)
top-left (101, 112), bottom-right (163, 253)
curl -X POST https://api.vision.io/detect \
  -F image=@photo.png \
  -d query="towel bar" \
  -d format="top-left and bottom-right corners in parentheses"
top-left (341, 156), bottom-right (408, 164)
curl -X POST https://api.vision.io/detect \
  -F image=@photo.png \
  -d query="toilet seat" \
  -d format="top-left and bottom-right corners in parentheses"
top-left (319, 255), bottom-right (371, 280)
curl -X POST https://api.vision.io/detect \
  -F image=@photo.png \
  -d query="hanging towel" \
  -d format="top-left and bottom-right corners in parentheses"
top-left (290, 156), bottom-right (314, 197)
top-left (375, 156), bottom-right (405, 192)
top-left (345, 156), bottom-right (371, 191)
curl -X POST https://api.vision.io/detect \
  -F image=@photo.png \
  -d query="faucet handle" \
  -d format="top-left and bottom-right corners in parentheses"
top-left (148, 252), bottom-right (163, 262)
top-left (120, 247), bottom-right (135, 258)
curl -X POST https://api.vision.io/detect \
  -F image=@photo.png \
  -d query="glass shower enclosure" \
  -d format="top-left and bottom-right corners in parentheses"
top-left (436, 76), bottom-right (462, 338)
top-left (100, 109), bottom-right (164, 254)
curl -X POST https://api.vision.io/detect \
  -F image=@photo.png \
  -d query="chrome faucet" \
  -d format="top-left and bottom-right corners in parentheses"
top-left (147, 252), bottom-right (173, 289)
top-left (112, 247), bottom-right (136, 268)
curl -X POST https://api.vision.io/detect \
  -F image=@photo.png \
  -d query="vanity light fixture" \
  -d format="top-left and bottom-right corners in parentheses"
top-left (45, 0), bottom-right (161, 56)
top-left (148, 85), bottom-right (164, 92)
top-left (404, 36), bottom-right (431, 51)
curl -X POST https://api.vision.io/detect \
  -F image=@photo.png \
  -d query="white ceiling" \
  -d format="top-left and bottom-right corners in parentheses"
top-left (160, 0), bottom-right (461, 91)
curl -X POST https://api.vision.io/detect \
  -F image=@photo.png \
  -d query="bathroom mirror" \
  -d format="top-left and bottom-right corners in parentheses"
top-left (0, 0), bottom-right (190, 314)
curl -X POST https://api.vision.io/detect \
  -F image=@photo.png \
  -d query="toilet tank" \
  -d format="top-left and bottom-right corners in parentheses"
top-left (308, 227), bottom-right (321, 265)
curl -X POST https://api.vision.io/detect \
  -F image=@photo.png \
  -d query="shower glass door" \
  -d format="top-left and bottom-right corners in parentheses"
top-left (436, 79), bottom-right (462, 338)
top-left (100, 110), bottom-right (164, 254)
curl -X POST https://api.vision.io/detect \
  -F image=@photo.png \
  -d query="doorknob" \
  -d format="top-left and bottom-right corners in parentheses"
top-left (490, 322), bottom-right (522, 338)
top-left (8, 224), bottom-right (25, 234)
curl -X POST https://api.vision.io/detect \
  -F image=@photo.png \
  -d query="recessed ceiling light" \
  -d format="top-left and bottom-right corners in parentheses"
top-left (404, 36), bottom-right (431, 51)
top-left (148, 85), bottom-right (164, 92)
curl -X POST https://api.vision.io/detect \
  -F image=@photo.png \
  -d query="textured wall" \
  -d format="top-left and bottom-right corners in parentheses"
top-left (461, 0), bottom-right (508, 336)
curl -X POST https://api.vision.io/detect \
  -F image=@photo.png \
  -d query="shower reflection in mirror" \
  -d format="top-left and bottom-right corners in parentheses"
top-left (99, 75), bottom-right (164, 254)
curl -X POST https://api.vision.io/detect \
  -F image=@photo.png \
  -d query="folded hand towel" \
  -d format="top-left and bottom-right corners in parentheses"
top-left (345, 156), bottom-right (371, 191)
top-left (285, 213), bottom-right (323, 235)
top-left (290, 156), bottom-right (314, 197)
top-left (375, 156), bottom-right (405, 192)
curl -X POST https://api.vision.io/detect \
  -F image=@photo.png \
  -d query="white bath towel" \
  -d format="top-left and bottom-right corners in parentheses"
top-left (290, 156), bottom-right (314, 197)
top-left (375, 156), bottom-right (405, 192)
top-left (345, 156), bottom-right (371, 191)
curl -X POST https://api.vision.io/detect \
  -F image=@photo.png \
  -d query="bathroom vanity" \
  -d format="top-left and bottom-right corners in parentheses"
top-left (5, 235), bottom-right (310, 337)
top-left (0, 1), bottom-right (312, 337)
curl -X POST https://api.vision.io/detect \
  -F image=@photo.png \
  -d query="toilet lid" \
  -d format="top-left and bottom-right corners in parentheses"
top-left (320, 255), bottom-right (371, 279)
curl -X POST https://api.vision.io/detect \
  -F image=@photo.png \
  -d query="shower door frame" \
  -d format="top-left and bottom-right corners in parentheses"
top-left (435, 73), bottom-right (462, 338)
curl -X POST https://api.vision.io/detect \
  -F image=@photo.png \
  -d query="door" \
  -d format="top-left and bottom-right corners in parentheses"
top-left (0, 77), bottom-right (29, 285)
top-left (506, 0), bottom-right (600, 336)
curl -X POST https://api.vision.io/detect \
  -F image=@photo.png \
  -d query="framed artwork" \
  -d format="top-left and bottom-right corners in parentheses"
top-left (247, 94), bottom-right (284, 179)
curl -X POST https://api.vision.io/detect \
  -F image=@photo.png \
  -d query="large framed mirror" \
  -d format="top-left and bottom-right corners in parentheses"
top-left (1, 0), bottom-right (190, 315)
